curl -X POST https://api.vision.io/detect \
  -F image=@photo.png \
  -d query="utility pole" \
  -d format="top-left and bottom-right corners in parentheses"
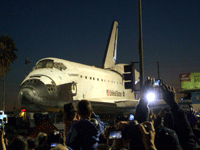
top-left (138, 0), bottom-right (144, 89)
top-left (3, 75), bottom-right (5, 111)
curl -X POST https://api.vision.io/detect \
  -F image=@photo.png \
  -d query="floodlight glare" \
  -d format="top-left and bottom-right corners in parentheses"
top-left (146, 92), bottom-right (156, 102)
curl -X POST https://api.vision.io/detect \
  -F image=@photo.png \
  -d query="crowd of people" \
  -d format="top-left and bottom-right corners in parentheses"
top-left (0, 77), bottom-right (199, 150)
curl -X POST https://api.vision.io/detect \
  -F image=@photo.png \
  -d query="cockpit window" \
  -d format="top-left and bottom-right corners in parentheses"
top-left (32, 59), bottom-right (67, 71)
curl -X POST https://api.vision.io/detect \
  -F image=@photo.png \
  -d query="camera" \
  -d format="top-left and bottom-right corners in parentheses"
top-left (108, 130), bottom-right (122, 139)
top-left (129, 114), bottom-right (134, 121)
top-left (154, 79), bottom-right (162, 86)
top-left (48, 130), bottom-right (61, 147)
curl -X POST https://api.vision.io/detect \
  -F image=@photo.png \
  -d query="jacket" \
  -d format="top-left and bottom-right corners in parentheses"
top-left (66, 113), bottom-right (104, 150)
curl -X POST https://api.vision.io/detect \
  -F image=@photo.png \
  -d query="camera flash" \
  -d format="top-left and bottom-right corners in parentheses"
top-left (146, 92), bottom-right (156, 102)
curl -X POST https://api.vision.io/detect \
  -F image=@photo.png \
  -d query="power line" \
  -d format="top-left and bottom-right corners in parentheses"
top-left (144, 60), bottom-right (200, 68)
top-left (145, 66), bottom-right (200, 72)
top-left (159, 65), bottom-right (200, 69)
top-left (145, 59), bottom-right (200, 64)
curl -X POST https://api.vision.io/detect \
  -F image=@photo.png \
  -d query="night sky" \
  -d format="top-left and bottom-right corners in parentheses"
top-left (0, 0), bottom-right (200, 111)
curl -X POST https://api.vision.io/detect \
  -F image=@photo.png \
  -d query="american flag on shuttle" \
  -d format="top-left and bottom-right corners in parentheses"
top-left (107, 90), bottom-right (110, 96)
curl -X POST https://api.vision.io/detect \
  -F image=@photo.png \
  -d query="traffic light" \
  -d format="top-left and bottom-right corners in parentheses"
top-left (124, 64), bottom-right (135, 90)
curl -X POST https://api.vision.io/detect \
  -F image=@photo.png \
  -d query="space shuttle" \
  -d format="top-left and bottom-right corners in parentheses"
top-left (18, 21), bottom-right (140, 112)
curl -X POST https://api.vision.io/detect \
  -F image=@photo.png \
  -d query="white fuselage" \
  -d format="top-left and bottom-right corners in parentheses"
top-left (19, 57), bottom-right (137, 111)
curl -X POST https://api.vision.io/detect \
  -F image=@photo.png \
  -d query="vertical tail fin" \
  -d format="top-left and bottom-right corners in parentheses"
top-left (102, 21), bottom-right (118, 69)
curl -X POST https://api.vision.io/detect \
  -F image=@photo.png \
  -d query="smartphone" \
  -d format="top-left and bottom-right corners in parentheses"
top-left (50, 143), bottom-right (57, 147)
top-left (154, 79), bottom-right (161, 86)
top-left (129, 114), bottom-right (134, 121)
top-left (108, 130), bottom-right (122, 139)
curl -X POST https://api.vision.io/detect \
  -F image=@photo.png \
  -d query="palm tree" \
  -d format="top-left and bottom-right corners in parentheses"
top-left (0, 34), bottom-right (18, 78)
top-left (0, 34), bottom-right (18, 111)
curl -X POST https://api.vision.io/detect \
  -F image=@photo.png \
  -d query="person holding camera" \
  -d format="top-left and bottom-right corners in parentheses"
top-left (122, 78), bottom-right (177, 150)
top-left (65, 100), bottom-right (105, 150)
top-left (160, 82), bottom-right (196, 149)
top-left (134, 77), bottom-right (154, 124)
top-left (102, 78), bottom-right (157, 150)
top-left (110, 121), bottom-right (129, 150)
top-left (36, 130), bottom-right (66, 150)
top-left (132, 77), bottom-right (196, 150)
top-left (122, 120), bottom-right (156, 150)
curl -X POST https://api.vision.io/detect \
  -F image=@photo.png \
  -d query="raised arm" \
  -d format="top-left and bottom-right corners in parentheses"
top-left (0, 127), bottom-right (6, 150)
top-left (160, 83), bottom-right (196, 150)
top-left (135, 77), bottom-right (154, 123)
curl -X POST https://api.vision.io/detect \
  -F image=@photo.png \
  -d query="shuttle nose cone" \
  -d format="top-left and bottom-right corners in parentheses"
top-left (18, 88), bottom-right (39, 107)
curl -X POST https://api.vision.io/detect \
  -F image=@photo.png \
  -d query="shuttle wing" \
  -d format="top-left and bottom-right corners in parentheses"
top-left (102, 21), bottom-right (118, 69)
top-left (82, 97), bottom-right (139, 108)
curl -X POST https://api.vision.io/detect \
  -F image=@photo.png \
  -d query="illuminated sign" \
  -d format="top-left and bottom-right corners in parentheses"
top-left (180, 73), bottom-right (200, 90)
